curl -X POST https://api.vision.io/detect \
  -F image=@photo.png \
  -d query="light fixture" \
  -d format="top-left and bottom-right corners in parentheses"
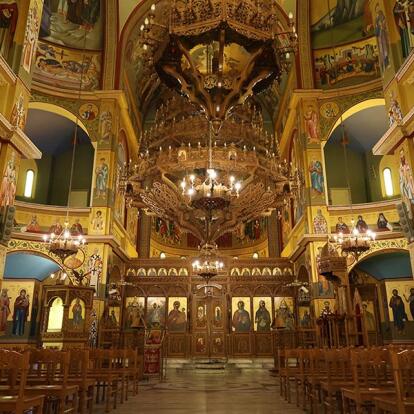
top-left (192, 243), bottom-right (225, 283)
top-left (160, 252), bottom-right (166, 259)
top-left (252, 252), bottom-right (259, 259)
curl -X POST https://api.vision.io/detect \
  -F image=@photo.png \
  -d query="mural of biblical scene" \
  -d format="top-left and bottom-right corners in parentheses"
top-left (232, 297), bottom-right (252, 332)
top-left (235, 218), bottom-right (267, 245)
top-left (125, 296), bottom-right (145, 329)
top-left (361, 300), bottom-right (376, 331)
top-left (63, 249), bottom-right (85, 270)
top-left (40, 0), bottom-right (103, 50)
top-left (33, 42), bottom-right (101, 91)
top-left (308, 157), bottom-right (325, 198)
top-left (0, 2), bottom-right (18, 61)
top-left (273, 297), bottom-right (295, 330)
top-left (311, 0), bottom-right (373, 49)
top-left (68, 298), bottom-right (85, 330)
top-left (195, 300), bottom-right (207, 329)
top-left (167, 297), bottom-right (187, 333)
top-left (152, 218), bottom-right (181, 245)
top-left (314, 273), bottom-right (335, 298)
top-left (385, 281), bottom-right (414, 337)
top-left (253, 297), bottom-right (272, 332)
top-left (298, 306), bottom-right (312, 328)
top-left (146, 297), bottom-right (166, 328)
top-left (393, 1), bottom-right (414, 60)
top-left (313, 37), bottom-right (379, 89)
top-left (11, 93), bottom-right (26, 129)
top-left (1, 281), bottom-right (35, 339)
top-left (281, 206), bottom-right (292, 248)
top-left (0, 150), bottom-right (17, 207)
top-left (99, 111), bottom-right (113, 146)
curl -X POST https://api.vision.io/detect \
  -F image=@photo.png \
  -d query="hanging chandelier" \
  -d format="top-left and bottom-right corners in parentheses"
top-left (43, 224), bottom-right (86, 261)
top-left (331, 222), bottom-right (376, 260)
top-left (192, 243), bottom-right (225, 283)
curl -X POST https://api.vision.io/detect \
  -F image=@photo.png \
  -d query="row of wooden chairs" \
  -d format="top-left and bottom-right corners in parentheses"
top-left (0, 348), bottom-right (141, 414)
top-left (279, 346), bottom-right (414, 414)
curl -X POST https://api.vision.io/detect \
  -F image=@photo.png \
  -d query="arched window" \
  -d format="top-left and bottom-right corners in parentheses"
top-left (383, 168), bottom-right (394, 197)
top-left (24, 170), bottom-right (35, 198)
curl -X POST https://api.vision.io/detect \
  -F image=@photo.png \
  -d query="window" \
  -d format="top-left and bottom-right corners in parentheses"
top-left (383, 168), bottom-right (394, 197)
top-left (24, 170), bottom-right (34, 198)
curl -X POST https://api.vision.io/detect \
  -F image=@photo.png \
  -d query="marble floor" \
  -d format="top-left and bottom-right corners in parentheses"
top-left (96, 369), bottom-right (303, 414)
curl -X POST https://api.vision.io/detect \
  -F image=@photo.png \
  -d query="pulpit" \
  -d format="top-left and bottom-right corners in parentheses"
top-left (40, 284), bottom-right (95, 349)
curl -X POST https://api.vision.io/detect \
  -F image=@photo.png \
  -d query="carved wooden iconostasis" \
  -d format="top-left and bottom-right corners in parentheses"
top-left (123, 258), bottom-right (301, 358)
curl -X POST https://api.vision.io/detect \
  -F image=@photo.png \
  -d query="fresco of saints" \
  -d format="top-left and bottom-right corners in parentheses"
top-left (22, 6), bottom-right (40, 73)
top-left (12, 289), bottom-right (30, 336)
top-left (232, 300), bottom-right (251, 332)
top-left (375, 4), bottom-right (390, 72)
top-left (274, 299), bottom-right (295, 330)
top-left (399, 149), bottom-right (414, 215)
top-left (255, 300), bottom-right (271, 332)
top-left (71, 298), bottom-right (83, 328)
top-left (147, 302), bottom-right (164, 327)
top-left (304, 105), bottom-right (319, 144)
top-left (95, 158), bottom-right (108, 199)
top-left (0, 152), bottom-right (16, 207)
top-left (0, 288), bottom-right (10, 335)
top-left (308, 158), bottom-right (324, 195)
top-left (389, 289), bottom-right (408, 334)
top-left (167, 301), bottom-right (187, 332)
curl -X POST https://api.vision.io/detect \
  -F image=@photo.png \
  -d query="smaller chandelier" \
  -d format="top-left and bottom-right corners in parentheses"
top-left (181, 169), bottom-right (242, 211)
top-left (192, 243), bottom-right (225, 283)
top-left (331, 225), bottom-right (376, 260)
top-left (43, 222), bottom-right (86, 261)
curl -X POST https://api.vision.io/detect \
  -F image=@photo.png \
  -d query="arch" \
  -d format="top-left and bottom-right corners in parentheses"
top-left (297, 265), bottom-right (310, 283)
top-left (28, 102), bottom-right (89, 136)
top-left (47, 297), bottom-right (64, 332)
top-left (5, 251), bottom-right (61, 281)
top-left (323, 101), bottom-right (390, 205)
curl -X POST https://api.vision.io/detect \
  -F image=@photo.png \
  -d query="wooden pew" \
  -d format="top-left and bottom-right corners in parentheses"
top-left (341, 348), bottom-right (395, 413)
top-left (374, 349), bottom-right (414, 414)
top-left (0, 350), bottom-right (44, 414)
top-left (26, 349), bottom-right (79, 414)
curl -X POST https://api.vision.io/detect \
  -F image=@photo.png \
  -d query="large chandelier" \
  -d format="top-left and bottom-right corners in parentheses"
top-left (140, 0), bottom-right (297, 132)
top-left (192, 243), bottom-right (225, 283)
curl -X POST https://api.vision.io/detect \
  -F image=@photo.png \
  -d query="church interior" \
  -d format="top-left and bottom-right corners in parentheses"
top-left (1, 0), bottom-right (414, 413)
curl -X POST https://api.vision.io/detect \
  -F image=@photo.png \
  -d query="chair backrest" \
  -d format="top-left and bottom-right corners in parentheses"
top-left (0, 349), bottom-right (29, 398)
top-left (324, 348), bottom-right (351, 382)
top-left (350, 348), bottom-right (392, 389)
top-left (391, 349), bottom-right (414, 406)
top-left (68, 349), bottom-right (89, 382)
top-left (309, 348), bottom-right (327, 380)
top-left (28, 349), bottom-right (70, 385)
top-left (88, 349), bottom-right (114, 371)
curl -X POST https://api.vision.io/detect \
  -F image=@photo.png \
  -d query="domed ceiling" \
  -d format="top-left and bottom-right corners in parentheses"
top-left (120, 0), bottom-right (295, 137)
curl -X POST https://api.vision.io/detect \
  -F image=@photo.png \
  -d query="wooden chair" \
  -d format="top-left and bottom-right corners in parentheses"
top-left (293, 349), bottom-right (312, 410)
top-left (0, 350), bottom-right (44, 414)
top-left (123, 349), bottom-right (139, 399)
top-left (67, 349), bottom-right (95, 414)
top-left (374, 349), bottom-right (414, 414)
top-left (320, 348), bottom-right (353, 414)
top-left (278, 348), bottom-right (301, 403)
top-left (341, 348), bottom-right (395, 413)
top-left (26, 349), bottom-right (79, 414)
top-left (88, 349), bottom-right (122, 413)
top-left (307, 348), bottom-right (329, 414)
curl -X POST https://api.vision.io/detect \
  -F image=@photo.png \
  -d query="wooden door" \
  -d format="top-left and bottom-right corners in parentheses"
top-left (192, 287), bottom-right (227, 358)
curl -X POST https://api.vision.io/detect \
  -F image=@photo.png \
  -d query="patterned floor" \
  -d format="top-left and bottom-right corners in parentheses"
top-left (95, 369), bottom-right (303, 413)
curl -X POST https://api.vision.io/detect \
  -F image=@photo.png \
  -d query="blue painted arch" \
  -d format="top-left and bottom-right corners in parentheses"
top-left (4, 252), bottom-right (61, 281)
